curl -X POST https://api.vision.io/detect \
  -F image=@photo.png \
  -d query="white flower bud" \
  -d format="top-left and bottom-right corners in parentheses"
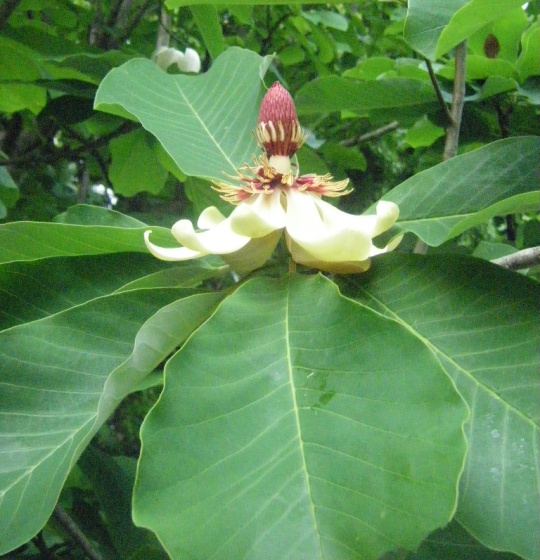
top-left (152, 47), bottom-right (201, 74)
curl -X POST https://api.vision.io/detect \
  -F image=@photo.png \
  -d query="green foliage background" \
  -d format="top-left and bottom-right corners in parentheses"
top-left (0, 1), bottom-right (538, 559)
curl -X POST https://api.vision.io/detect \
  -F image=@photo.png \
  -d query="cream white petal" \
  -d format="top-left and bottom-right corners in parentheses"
top-left (144, 230), bottom-right (204, 261)
top-left (370, 200), bottom-right (400, 237)
top-left (153, 47), bottom-right (184, 70)
top-left (309, 197), bottom-right (400, 256)
top-left (285, 189), bottom-right (373, 262)
top-left (229, 190), bottom-right (286, 238)
top-left (178, 48), bottom-right (201, 73)
top-left (220, 230), bottom-right (282, 275)
top-left (171, 216), bottom-right (250, 254)
top-left (198, 206), bottom-right (226, 229)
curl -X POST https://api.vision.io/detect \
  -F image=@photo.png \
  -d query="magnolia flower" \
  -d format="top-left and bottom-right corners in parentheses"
top-left (153, 47), bottom-right (201, 73)
top-left (145, 82), bottom-right (401, 274)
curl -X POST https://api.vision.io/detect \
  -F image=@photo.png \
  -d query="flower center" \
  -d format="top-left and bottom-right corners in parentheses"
top-left (268, 155), bottom-right (291, 175)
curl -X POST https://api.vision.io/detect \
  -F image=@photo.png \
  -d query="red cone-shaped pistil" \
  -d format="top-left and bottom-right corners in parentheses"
top-left (256, 82), bottom-right (306, 157)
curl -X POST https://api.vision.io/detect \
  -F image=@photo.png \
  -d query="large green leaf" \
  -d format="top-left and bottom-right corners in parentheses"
top-left (295, 76), bottom-right (438, 117)
top-left (381, 136), bottom-right (540, 246)
top-left (0, 219), bottom-right (173, 264)
top-left (133, 274), bottom-right (468, 560)
top-left (435, 0), bottom-right (525, 59)
top-left (0, 36), bottom-right (47, 114)
top-left (0, 254), bottom-right (218, 331)
top-left (344, 253), bottom-right (539, 560)
top-left (95, 48), bottom-right (271, 181)
top-left (404, 0), bottom-right (469, 60)
top-left (0, 289), bottom-right (222, 554)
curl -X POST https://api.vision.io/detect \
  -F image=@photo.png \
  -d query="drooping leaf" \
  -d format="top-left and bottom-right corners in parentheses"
top-left (0, 218), bottom-right (173, 264)
top-left (516, 23), bottom-right (540, 82)
top-left (467, 8), bottom-right (529, 63)
top-left (0, 253), bottom-right (218, 331)
top-left (344, 253), bottom-right (540, 560)
top-left (435, 0), bottom-right (525, 60)
top-left (0, 36), bottom-right (46, 114)
top-left (295, 76), bottom-right (438, 117)
top-left (380, 136), bottom-right (540, 246)
top-left (0, 289), bottom-right (222, 554)
top-left (404, 0), bottom-right (469, 60)
top-left (134, 274), bottom-right (468, 560)
top-left (190, 5), bottom-right (226, 59)
top-left (109, 129), bottom-right (169, 196)
top-left (95, 48), bottom-right (272, 181)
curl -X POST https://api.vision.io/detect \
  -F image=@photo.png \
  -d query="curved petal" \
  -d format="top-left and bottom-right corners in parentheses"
top-left (171, 216), bottom-right (250, 254)
top-left (285, 189), bottom-right (373, 262)
top-left (221, 230), bottom-right (282, 275)
top-left (370, 200), bottom-right (400, 238)
top-left (144, 230), bottom-right (204, 261)
top-left (286, 234), bottom-right (372, 273)
top-left (229, 190), bottom-right (286, 238)
top-left (197, 207), bottom-right (226, 229)
top-left (179, 48), bottom-right (201, 73)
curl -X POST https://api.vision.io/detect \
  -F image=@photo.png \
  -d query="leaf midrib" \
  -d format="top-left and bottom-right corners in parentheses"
top-left (285, 282), bottom-right (323, 556)
top-left (173, 82), bottom-right (237, 174)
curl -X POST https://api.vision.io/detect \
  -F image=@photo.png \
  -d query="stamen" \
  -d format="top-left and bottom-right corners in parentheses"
top-left (268, 121), bottom-right (277, 142)
top-left (278, 122), bottom-right (285, 142)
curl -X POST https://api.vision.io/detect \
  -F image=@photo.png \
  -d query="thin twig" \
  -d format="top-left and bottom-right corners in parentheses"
top-left (31, 532), bottom-right (57, 559)
top-left (491, 246), bottom-right (540, 271)
top-left (52, 505), bottom-right (103, 560)
top-left (341, 121), bottom-right (399, 146)
top-left (155, 4), bottom-right (171, 50)
top-left (424, 58), bottom-right (453, 125)
top-left (0, 123), bottom-right (132, 167)
top-left (415, 41), bottom-right (468, 254)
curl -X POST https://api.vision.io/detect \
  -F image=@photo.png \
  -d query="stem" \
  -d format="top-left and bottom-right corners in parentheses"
top-left (341, 121), bottom-right (399, 147)
top-left (425, 58), bottom-right (453, 125)
top-left (288, 258), bottom-right (297, 274)
top-left (31, 532), bottom-right (57, 559)
top-left (52, 505), bottom-right (103, 560)
top-left (491, 246), bottom-right (540, 271)
top-left (443, 41), bottom-right (467, 161)
top-left (414, 41), bottom-right (468, 254)
top-left (155, 4), bottom-right (171, 50)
